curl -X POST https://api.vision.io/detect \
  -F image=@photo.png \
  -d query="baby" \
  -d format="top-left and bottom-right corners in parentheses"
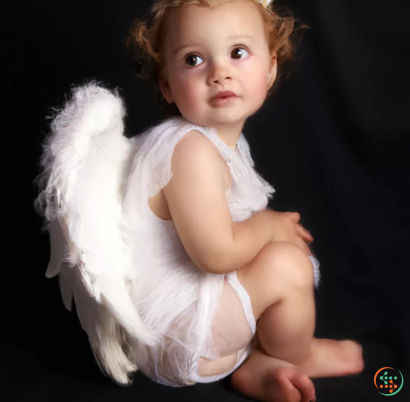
top-left (37, 1), bottom-right (364, 401)
top-left (132, 0), bottom-right (364, 400)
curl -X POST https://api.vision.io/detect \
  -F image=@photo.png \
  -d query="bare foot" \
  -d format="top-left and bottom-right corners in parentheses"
top-left (296, 338), bottom-right (364, 378)
top-left (231, 348), bottom-right (316, 402)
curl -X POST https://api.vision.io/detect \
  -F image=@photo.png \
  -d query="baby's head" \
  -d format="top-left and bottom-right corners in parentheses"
top-left (127, 0), bottom-right (296, 128)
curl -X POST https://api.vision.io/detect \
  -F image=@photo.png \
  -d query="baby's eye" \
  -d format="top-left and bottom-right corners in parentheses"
top-left (185, 54), bottom-right (204, 67)
top-left (232, 47), bottom-right (249, 60)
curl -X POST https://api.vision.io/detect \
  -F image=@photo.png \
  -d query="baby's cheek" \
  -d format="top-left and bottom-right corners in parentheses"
top-left (178, 87), bottom-right (202, 115)
top-left (245, 77), bottom-right (269, 109)
top-left (253, 75), bottom-right (270, 96)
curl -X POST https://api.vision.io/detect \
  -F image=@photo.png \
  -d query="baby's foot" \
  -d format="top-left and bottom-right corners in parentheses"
top-left (296, 338), bottom-right (364, 378)
top-left (231, 348), bottom-right (316, 402)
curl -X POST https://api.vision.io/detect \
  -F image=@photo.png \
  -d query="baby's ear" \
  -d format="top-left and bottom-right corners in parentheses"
top-left (159, 72), bottom-right (173, 104)
top-left (267, 53), bottom-right (278, 89)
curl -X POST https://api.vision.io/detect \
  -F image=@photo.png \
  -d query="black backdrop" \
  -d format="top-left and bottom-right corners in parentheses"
top-left (4, 0), bottom-right (410, 401)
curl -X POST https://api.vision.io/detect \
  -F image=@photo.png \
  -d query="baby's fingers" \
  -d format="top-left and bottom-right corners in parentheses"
top-left (286, 212), bottom-right (301, 223)
top-left (296, 224), bottom-right (314, 243)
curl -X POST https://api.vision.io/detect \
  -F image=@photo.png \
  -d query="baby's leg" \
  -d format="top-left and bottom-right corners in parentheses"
top-left (232, 333), bottom-right (316, 402)
top-left (236, 242), bottom-right (364, 378)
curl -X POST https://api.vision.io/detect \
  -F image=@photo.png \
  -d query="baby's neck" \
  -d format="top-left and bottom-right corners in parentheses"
top-left (213, 120), bottom-right (246, 150)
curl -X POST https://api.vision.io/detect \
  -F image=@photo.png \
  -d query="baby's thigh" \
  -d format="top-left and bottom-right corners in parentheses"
top-left (197, 277), bottom-right (253, 376)
top-left (236, 241), bottom-right (314, 321)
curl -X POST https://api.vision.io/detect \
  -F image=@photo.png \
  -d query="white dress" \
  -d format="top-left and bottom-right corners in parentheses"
top-left (37, 82), bottom-right (321, 388)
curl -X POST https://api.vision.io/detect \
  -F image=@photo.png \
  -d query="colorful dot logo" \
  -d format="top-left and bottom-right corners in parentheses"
top-left (374, 367), bottom-right (404, 396)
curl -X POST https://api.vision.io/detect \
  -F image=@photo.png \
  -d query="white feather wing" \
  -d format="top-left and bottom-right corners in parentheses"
top-left (36, 81), bottom-right (159, 384)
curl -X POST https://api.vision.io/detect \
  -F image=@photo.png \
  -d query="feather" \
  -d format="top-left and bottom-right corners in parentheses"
top-left (35, 80), bottom-right (159, 385)
top-left (45, 219), bottom-right (68, 279)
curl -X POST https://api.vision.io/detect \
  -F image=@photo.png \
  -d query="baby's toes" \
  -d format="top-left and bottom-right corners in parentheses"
top-left (268, 367), bottom-right (310, 402)
top-left (292, 371), bottom-right (316, 402)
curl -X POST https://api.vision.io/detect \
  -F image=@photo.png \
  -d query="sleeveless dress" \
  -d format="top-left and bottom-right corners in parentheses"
top-left (120, 115), bottom-right (321, 386)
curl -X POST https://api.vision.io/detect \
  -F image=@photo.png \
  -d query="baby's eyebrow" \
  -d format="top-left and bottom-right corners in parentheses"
top-left (228, 34), bottom-right (254, 40)
top-left (173, 43), bottom-right (202, 56)
top-left (172, 34), bottom-right (254, 57)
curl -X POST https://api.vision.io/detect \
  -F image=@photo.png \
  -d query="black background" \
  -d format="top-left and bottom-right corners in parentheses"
top-left (3, 0), bottom-right (410, 400)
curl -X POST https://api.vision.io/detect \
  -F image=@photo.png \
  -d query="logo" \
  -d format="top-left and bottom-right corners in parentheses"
top-left (374, 367), bottom-right (404, 396)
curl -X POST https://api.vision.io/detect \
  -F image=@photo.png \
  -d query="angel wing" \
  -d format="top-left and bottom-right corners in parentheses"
top-left (35, 81), bottom-right (159, 385)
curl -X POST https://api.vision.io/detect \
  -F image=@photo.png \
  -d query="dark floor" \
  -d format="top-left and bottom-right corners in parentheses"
top-left (3, 335), bottom-right (408, 402)
top-left (3, 275), bottom-right (408, 402)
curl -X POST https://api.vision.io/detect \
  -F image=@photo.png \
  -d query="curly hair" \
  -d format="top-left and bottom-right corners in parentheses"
top-left (126, 0), bottom-right (304, 117)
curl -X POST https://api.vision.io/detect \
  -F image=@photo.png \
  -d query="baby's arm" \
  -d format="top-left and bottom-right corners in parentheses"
top-left (162, 130), bottom-right (278, 275)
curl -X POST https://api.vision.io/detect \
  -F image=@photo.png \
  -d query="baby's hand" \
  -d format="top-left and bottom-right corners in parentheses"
top-left (268, 211), bottom-right (314, 256)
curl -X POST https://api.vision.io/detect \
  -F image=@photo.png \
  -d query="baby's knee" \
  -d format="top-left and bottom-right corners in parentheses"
top-left (262, 241), bottom-right (315, 291)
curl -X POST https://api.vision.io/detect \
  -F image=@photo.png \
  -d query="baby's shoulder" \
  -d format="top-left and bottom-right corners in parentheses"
top-left (170, 129), bottom-right (232, 192)
top-left (168, 130), bottom-right (227, 181)
top-left (174, 129), bottom-right (220, 157)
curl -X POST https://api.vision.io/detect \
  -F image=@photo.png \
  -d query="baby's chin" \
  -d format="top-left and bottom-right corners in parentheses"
top-left (180, 111), bottom-right (249, 129)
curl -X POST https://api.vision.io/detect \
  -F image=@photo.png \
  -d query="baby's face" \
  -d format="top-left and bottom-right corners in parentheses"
top-left (160, 0), bottom-right (276, 127)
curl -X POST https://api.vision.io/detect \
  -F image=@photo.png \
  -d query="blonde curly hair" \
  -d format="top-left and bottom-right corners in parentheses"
top-left (126, 0), bottom-right (304, 117)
